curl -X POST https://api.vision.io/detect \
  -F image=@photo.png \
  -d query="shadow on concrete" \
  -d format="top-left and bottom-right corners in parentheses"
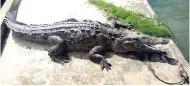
top-left (1, 23), bottom-right (10, 56)
top-left (117, 51), bottom-right (177, 65)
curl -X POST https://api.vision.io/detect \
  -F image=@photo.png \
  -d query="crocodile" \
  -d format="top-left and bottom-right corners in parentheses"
top-left (3, 0), bottom-right (175, 71)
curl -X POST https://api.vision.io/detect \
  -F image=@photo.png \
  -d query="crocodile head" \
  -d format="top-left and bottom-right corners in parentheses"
top-left (111, 35), bottom-right (169, 53)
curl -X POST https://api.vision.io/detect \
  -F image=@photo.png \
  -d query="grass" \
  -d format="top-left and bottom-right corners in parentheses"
top-left (88, 0), bottom-right (172, 38)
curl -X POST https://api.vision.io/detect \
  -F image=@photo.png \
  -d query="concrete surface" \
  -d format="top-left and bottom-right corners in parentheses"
top-left (0, 0), bottom-right (189, 85)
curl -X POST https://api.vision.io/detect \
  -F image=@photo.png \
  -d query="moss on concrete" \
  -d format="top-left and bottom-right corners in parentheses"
top-left (88, 0), bottom-right (172, 38)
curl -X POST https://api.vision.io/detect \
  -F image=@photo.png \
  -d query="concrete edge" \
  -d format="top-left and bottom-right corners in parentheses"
top-left (169, 39), bottom-right (189, 74)
top-left (143, 0), bottom-right (189, 75)
top-left (142, 0), bottom-right (156, 18)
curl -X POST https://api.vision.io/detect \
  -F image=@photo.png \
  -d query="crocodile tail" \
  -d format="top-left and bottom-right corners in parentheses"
top-left (4, 0), bottom-right (22, 22)
top-left (3, 0), bottom-right (29, 33)
top-left (4, 0), bottom-right (32, 33)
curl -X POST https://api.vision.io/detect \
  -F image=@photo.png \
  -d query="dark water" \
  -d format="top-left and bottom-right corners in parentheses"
top-left (148, 0), bottom-right (189, 61)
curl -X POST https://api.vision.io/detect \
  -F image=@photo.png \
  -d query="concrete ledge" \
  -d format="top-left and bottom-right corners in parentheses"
top-left (167, 40), bottom-right (189, 73)
top-left (0, 0), bottom-right (189, 85)
top-left (142, 0), bottom-right (156, 18)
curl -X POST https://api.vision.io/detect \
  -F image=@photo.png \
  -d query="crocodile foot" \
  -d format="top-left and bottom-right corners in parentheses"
top-left (48, 41), bottom-right (67, 56)
top-left (101, 58), bottom-right (112, 71)
top-left (89, 45), bottom-right (112, 71)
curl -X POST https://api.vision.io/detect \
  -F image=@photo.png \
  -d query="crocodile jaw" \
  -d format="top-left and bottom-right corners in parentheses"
top-left (137, 35), bottom-right (170, 45)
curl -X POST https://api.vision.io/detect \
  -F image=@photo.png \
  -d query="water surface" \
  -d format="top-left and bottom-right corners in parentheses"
top-left (148, 0), bottom-right (189, 61)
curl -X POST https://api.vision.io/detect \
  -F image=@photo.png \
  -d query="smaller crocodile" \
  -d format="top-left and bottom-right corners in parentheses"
top-left (4, 0), bottom-right (175, 71)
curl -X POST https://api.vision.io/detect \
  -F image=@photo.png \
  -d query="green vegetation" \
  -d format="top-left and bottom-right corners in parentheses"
top-left (88, 0), bottom-right (172, 38)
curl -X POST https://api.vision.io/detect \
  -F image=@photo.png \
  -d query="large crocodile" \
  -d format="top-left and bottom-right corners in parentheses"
top-left (3, 0), bottom-right (175, 71)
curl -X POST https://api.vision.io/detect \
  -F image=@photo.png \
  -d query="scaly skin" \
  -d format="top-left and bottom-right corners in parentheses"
top-left (4, 0), bottom-right (173, 71)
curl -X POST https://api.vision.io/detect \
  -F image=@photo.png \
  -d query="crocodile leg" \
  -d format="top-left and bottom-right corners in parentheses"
top-left (89, 45), bottom-right (112, 71)
top-left (89, 33), bottom-right (112, 71)
top-left (108, 20), bottom-right (133, 29)
top-left (48, 35), bottom-right (71, 63)
top-left (115, 20), bottom-right (134, 29)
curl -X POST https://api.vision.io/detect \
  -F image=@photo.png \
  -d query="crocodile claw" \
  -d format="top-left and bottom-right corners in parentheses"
top-left (60, 55), bottom-right (72, 63)
top-left (100, 58), bottom-right (112, 71)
